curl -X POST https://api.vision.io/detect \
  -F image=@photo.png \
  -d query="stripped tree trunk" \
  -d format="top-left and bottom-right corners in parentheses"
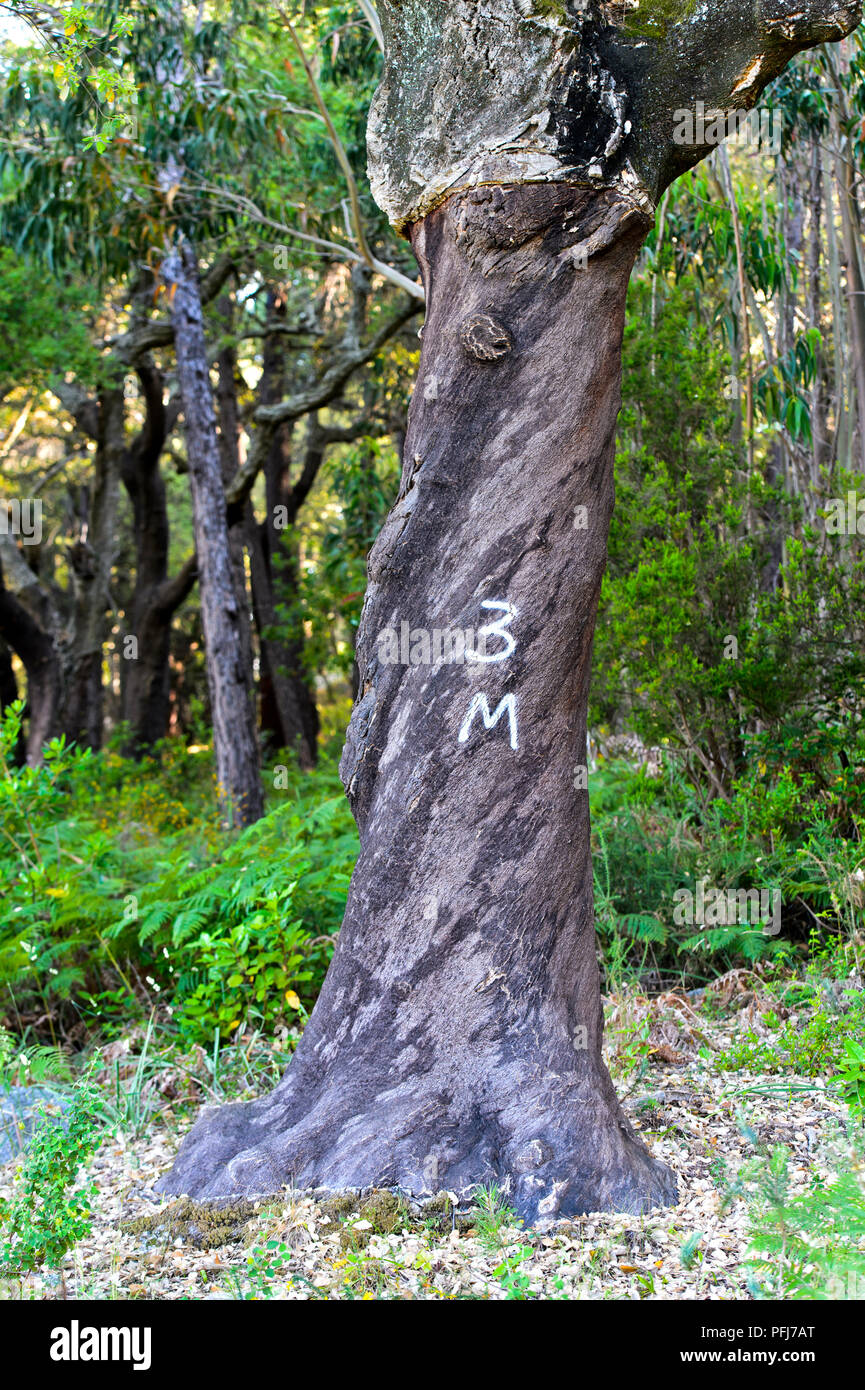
top-left (165, 243), bottom-right (264, 826)
top-left (161, 0), bottom-right (860, 1222)
top-left (162, 184), bottom-right (677, 1220)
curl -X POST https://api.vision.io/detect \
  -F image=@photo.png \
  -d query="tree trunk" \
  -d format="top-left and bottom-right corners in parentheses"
top-left (807, 136), bottom-right (828, 485)
top-left (160, 0), bottom-right (858, 1223)
top-left (121, 365), bottom-right (197, 754)
top-left (61, 386), bottom-right (123, 750)
top-left (165, 242), bottom-right (264, 825)
top-left (160, 184), bottom-right (677, 1222)
top-left (245, 507), bottom-right (319, 767)
top-left (836, 144), bottom-right (865, 472)
top-left (122, 546), bottom-right (198, 755)
top-left (215, 299), bottom-right (255, 715)
top-left (0, 562), bottom-right (62, 765)
top-left (247, 295), bottom-right (320, 767)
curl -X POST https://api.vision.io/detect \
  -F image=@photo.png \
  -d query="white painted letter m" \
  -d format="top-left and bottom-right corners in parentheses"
top-left (458, 693), bottom-right (518, 751)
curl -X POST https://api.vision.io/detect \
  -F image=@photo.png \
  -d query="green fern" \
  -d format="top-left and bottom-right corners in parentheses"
top-left (727, 1135), bottom-right (865, 1299)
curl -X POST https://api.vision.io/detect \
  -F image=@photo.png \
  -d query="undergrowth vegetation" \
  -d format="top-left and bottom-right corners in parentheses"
top-left (2, 698), bottom-right (864, 1299)
top-left (0, 701), bottom-right (357, 1045)
top-left (3, 686), bottom-right (863, 1055)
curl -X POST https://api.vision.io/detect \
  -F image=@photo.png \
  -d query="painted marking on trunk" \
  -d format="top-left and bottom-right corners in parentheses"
top-left (470, 599), bottom-right (517, 663)
top-left (458, 600), bottom-right (519, 750)
top-left (458, 692), bottom-right (518, 750)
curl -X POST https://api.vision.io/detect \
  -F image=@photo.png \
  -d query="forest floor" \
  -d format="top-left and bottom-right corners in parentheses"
top-left (2, 967), bottom-right (858, 1301)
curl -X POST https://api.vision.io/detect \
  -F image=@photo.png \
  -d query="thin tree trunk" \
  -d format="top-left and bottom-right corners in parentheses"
top-left (807, 137), bottom-right (828, 485)
top-left (248, 295), bottom-right (320, 767)
top-left (833, 123), bottom-right (865, 471)
top-left (824, 146), bottom-right (849, 470)
top-left (718, 147), bottom-right (754, 475)
top-left (165, 242), bottom-right (264, 826)
top-left (215, 298), bottom-right (255, 712)
top-left (121, 366), bottom-right (197, 753)
top-left (61, 386), bottom-right (123, 749)
top-left (245, 505), bottom-right (319, 767)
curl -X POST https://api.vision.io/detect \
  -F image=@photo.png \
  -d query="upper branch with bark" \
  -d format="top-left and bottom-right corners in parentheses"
top-left (369, 0), bottom-right (861, 232)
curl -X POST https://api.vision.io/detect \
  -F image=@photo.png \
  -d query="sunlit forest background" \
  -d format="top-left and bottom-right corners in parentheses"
top-left (1, 1), bottom-right (864, 1301)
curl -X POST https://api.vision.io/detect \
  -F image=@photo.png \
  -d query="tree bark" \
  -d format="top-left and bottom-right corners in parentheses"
top-left (836, 141), bottom-right (865, 472)
top-left (215, 298), bottom-right (255, 716)
top-left (807, 135), bottom-right (828, 485)
top-left (165, 242), bottom-right (264, 825)
top-left (61, 386), bottom-right (123, 750)
top-left (245, 505), bottom-right (319, 767)
top-left (247, 295), bottom-right (320, 768)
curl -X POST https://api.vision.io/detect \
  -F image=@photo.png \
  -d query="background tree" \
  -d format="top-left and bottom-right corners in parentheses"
top-left (0, 0), bottom-right (418, 776)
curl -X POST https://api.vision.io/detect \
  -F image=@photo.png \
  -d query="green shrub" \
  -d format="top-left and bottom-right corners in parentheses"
top-left (727, 1135), bottom-right (865, 1299)
top-left (0, 1061), bottom-right (104, 1279)
top-left (0, 697), bottom-right (359, 1043)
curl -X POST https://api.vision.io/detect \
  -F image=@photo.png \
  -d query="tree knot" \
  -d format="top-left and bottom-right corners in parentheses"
top-left (459, 313), bottom-right (513, 362)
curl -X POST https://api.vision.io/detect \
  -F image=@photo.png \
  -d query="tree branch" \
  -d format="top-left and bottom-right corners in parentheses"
top-left (225, 294), bottom-right (420, 509)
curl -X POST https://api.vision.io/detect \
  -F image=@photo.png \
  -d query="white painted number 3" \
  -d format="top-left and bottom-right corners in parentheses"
top-left (472, 599), bottom-right (516, 663)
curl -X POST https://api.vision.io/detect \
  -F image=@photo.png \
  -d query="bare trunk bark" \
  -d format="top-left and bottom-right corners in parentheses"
top-left (160, 185), bottom-right (677, 1222)
top-left (165, 243), bottom-right (264, 826)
